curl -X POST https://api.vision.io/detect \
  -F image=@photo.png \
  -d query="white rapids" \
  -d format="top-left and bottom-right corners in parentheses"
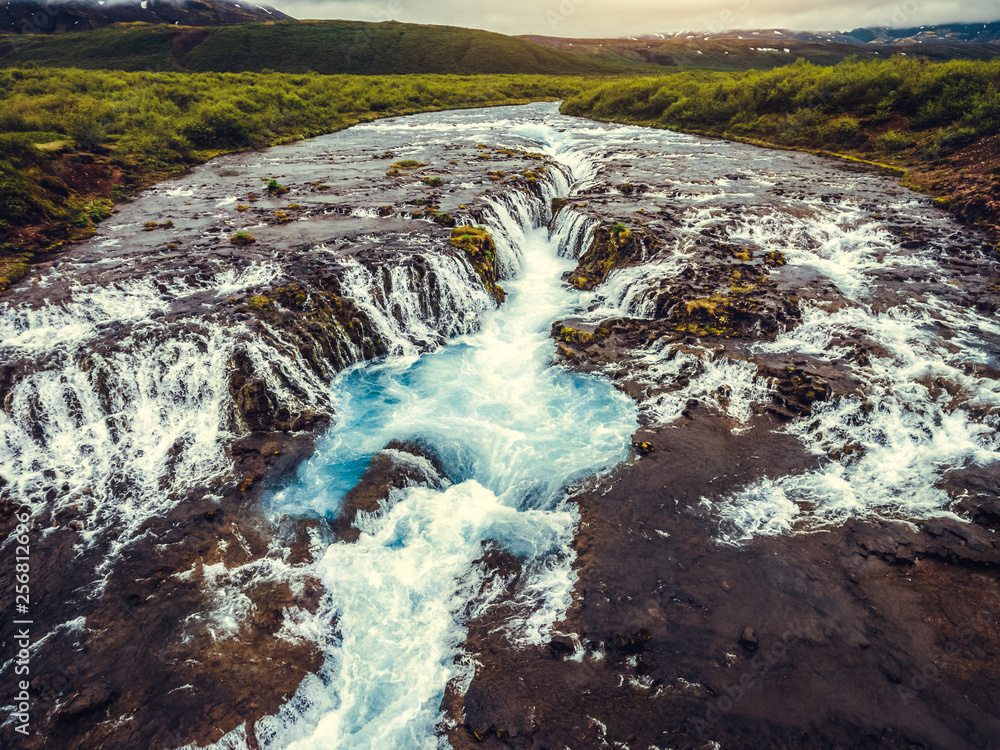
top-left (2, 102), bottom-right (997, 749)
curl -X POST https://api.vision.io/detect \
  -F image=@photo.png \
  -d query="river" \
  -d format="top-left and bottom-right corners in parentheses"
top-left (1, 103), bottom-right (998, 750)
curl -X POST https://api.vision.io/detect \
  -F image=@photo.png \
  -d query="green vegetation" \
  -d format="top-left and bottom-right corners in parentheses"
top-left (0, 21), bottom-right (636, 75)
top-left (449, 225), bottom-right (505, 303)
top-left (265, 178), bottom-right (288, 195)
top-left (563, 57), bottom-right (1000, 157)
top-left (391, 160), bottom-right (428, 170)
top-left (563, 57), bottom-right (1000, 228)
top-left (229, 231), bottom-right (256, 246)
top-left (0, 66), bottom-right (595, 275)
top-left (569, 224), bottom-right (657, 290)
top-left (142, 220), bottom-right (174, 230)
top-left (611, 222), bottom-right (631, 239)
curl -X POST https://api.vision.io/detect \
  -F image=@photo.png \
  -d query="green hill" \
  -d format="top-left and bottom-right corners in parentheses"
top-left (519, 34), bottom-right (1000, 72)
top-left (0, 20), bottom-right (643, 74)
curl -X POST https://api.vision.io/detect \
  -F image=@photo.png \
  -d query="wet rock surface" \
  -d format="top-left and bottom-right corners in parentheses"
top-left (332, 440), bottom-right (449, 543)
top-left (3, 103), bottom-right (1000, 750)
top-left (0, 108), bottom-right (566, 748)
top-left (446, 108), bottom-right (1000, 750)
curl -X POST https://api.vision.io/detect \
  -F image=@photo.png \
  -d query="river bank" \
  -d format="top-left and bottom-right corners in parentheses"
top-left (2, 102), bottom-right (999, 749)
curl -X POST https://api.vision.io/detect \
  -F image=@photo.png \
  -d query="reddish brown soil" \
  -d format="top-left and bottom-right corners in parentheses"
top-left (170, 27), bottom-right (209, 62)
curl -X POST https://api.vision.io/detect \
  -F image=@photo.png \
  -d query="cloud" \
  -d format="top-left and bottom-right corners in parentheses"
top-left (273, 0), bottom-right (999, 37)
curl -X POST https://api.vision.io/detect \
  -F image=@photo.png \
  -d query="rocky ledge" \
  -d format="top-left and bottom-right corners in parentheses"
top-left (0, 114), bottom-right (564, 749)
top-left (446, 129), bottom-right (1000, 749)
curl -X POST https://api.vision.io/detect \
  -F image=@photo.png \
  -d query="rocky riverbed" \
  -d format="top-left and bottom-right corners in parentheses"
top-left (1, 102), bottom-right (999, 750)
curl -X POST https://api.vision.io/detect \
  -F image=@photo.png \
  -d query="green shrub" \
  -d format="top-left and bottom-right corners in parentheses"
top-left (822, 117), bottom-right (861, 145)
top-left (873, 130), bottom-right (914, 153)
top-left (925, 126), bottom-right (977, 158)
top-left (265, 178), bottom-right (288, 195)
top-left (563, 57), bottom-right (1000, 155)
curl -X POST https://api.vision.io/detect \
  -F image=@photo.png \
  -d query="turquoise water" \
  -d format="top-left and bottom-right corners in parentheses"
top-left (265, 219), bottom-right (637, 749)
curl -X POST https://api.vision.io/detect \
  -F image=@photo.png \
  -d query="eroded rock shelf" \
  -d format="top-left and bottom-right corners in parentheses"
top-left (2, 102), bottom-right (999, 750)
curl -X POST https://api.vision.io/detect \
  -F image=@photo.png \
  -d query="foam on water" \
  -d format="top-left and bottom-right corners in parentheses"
top-left (717, 301), bottom-right (1000, 543)
top-left (258, 215), bottom-right (638, 749)
top-left (723, 199), bottom-right (939, 301)
top-left (632, 342), bottom-right (772, 429)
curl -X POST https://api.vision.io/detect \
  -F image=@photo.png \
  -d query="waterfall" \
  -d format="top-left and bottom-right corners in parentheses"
top-left (336, 253), bottom-right (495, 357)
top-left (548, 208), bottom-right (597, 260)
top-left (0, 248), bottom-right (501, 578)
top-left (208, 122), bottom-right (638, 750)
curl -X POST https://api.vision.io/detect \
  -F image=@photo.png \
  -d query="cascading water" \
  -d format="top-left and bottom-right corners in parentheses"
top-left (246, 140), bottom-right (638, 749)
top-left (5, 101), bottom-right (999, 750)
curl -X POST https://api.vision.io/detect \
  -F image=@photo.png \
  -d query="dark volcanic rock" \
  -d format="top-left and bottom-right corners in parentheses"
top-left (568, 223), bottom-right (660, 291)
top-left (333, 440), bottom-right (449, 542)
top-left (449, 411), bottom-right (1000, 750)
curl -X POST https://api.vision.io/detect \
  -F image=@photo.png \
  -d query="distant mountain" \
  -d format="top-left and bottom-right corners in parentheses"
top-left (0, 19), bottom-right (641, 74)
top-left (1, 0), bottom-right (291, 34)
top-left (633, 29), bottom-right (863, 44)
top-left (846, 21), bottom-right (1000, 45)
top-left (522, 19), bottom-right (1000, 72)
top-left (521, 33), bottom-right (1000, 73)
top-left (633, 20), bottom-right (1000, 46)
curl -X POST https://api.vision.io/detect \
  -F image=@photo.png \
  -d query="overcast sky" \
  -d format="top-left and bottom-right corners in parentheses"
top-left (271, 0), bottom-right (999, 38)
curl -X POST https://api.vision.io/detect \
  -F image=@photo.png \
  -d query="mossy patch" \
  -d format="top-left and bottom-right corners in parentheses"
top-left (449, 225), bottom-right (505, 304)
top-left (569, 222), bottom-right (656, 291)
top-left (230, 231), bottom-right (256, 246)
top-left (0, 251), bottom-right (32, 293)
top-left (142, 220), bottom-right (174, 231)
top-left (391, 160), bottom-right (428, 170)
top-left (265, 179), bottom-right (288, 195)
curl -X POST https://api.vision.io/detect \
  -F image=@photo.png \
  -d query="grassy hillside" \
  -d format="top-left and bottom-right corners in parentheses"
top-left (563, 57), bottom-right (1000, 231)
top-left (0, 67), bottom-right (600, 289)
top-left (0, 20), bottom-right (643, 74)
top-left (0, 24), bottom-right (181, 70)
top-left (520, 35), bottom-right (1000, 72)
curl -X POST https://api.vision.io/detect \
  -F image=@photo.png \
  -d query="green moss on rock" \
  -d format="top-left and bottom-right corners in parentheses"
top-left (568, 223), bottom-right (657, 291)
top-left (230, 231), bottom-right (256, 246)
top-left (391, 160), bottom-right (428, 170)
top-left (449, 225), bottom-right (505, 304)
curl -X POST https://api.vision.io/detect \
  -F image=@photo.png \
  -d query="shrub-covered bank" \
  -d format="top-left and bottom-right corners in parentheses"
top-left (0, 68), bottom-right (592, 290)
top-left (563, 57), bottom-right (1000, 234)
